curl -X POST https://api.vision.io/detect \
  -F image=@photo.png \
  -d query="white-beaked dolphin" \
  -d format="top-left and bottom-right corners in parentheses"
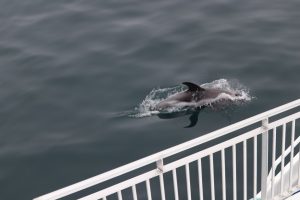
top-left (155, 82), bottom-right (240, 111)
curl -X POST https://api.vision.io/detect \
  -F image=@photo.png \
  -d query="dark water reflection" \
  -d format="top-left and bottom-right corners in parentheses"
top-left (157, 108), bottom-right (202, 128)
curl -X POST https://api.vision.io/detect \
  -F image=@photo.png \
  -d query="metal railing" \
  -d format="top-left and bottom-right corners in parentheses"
top-left (34, 99), bottom-right (300, 200)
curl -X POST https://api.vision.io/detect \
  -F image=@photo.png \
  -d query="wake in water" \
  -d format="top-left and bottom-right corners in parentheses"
top-left (129, 79), bottom-right (253, 118)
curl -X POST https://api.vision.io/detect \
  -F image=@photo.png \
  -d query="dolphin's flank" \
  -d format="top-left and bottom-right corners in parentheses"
top-left (155, 82), bottom-right (239, 111)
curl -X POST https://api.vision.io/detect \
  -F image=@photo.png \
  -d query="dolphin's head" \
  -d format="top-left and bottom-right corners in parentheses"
top-left (222, 89), bottom-right (241, 98)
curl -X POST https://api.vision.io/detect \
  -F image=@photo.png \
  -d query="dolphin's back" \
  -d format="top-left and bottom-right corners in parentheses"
top-left (201, 88), bottom-right (235, 99)
top-left (155, 91), bottom-right (193, 110)
top-left (167, 91), bottom-right (193, 102)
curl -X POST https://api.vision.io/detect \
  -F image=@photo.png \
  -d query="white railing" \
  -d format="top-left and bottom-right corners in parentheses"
top-left (34, 99), bottom-right (300, 200)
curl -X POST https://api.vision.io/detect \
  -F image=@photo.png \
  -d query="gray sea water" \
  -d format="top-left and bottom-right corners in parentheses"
top-left (1, 0), bottom-right (300, 199)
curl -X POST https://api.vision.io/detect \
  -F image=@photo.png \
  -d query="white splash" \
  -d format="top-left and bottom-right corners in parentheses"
top-left (130, 79), bottom-right (253, 118)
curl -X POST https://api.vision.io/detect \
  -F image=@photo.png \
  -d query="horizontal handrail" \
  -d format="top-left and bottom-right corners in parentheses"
top-left (75, 111), bottom-right (300, 200)
top-left (269, 136), bottom-right (300, 180)
top-left (34, 99), bottom-right (300, 200)
top-left (267, 112), bottom-right (300, 177)
top-left (80, 126), bottom-right (263, 200)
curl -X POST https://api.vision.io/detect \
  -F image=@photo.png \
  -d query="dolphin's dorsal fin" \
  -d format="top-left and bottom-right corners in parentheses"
top-left (182, 82), bottom-right (205, 92)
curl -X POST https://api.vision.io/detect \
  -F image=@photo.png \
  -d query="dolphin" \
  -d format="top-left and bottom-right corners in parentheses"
top-left (155, 82), bottom-right (240, 111)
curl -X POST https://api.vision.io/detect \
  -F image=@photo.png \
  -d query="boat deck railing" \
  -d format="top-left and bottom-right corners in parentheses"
top-left (34, 99), bottom-right (300, 200)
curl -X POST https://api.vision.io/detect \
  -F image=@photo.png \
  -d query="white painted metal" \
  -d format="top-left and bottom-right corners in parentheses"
top-left (232, 145), bottom-right (237, 200)
top-left (243, 140), bottom-right (247, 200)
top-left (285, 192), bottom-right (300, 200)
top-left (281, 124), bottom-right (286, 194)
top-left (261, 118), bottom-right (269, 200)
top-left (145, 179), bottom-right (152, 200)
top-left (271, 128), bottom-right (277, 199)
top-left (221, 149), bottom-right (226, 200)
top-left (156, 159), bottom-right (164, 173)
top-left (299, 140), bottom-right (300, 187)
top-left (289, 120), bottom-right (296, 191)
top-left (273, 133), bottom-right (300, 175)
top-left (132, 185), bottom-right (137, 200)
top-left (163, 128), bottom-right (261, 172)
top-left (210, 154), bottom-right (215, 200)
top-left (34, 99), bottom-right (300, 200)
top-left (262, 146), bottom-right (300, 200)
top-left (77, 124), bottom-right (299, 200)
top-left (185, 164), bottom-right (192, 200)
top-left (254, 136), bottom-right (257, 200)
top-left (172, 169), bottom-right (179, 200)
top-left (299, 137), bottom-right (300, 187)
top-left (78, 169), bottom-right (157, 200)
top-left (159, 174), bottom-right (166, 200)
top-left (198, 159), bottom-right (204, 200)
top-left (117, 191), bottom-right (122, 200)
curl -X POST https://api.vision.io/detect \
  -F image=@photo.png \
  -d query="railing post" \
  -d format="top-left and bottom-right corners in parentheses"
top-left (156, 159), bottom-right (166, 200)
top-left (156, 159), bottom-right (164, 173)
top-left (261, 118), bottom-right (269, 200)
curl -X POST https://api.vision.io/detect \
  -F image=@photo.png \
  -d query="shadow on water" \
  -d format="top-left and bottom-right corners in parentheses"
top-left (157, 105), bottom-right (236, 128)
top-left (157, 107), bottom-right (203, 128)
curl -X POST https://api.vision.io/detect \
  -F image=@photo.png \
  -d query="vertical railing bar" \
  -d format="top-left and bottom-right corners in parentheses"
top-left (299, 147), bottom-right (300, 187)
top-left (271, 128), bottom-right (277, 199)
top-left (186, 164), bottom-right (192, 200)
top-left (146, 179), bottom-right (152, 200)
top-left (172, 169), bottom-right (179, 200)
top-left (298, 121), bottom-right (300, 186)
top-left (261, 118), bottom-right (269, 200)
top-left (159, 174), bottom-right (166, 200)
top-left (243, 140), bottom-right (247, 200)
top-left (232, 145), bottom-right (237, 200)
top-left (253, 135), bottom-right (257, 200)
top-left (299, 150), bottom-right (300, 186)
top-left (289, 120), bottom-right (296, 191)
top-left (281, 124), bottom-right (286, 194)
top-left (103, 197), bottom-right (107, 200)
top-left (132, 185), bottom-right (138, 200)
top-left (210, 154), bottom-right (215, 200)
top-left (198, 159), bottom-right (204, 200)
top-left (118, 191), bottom-right (123, 200)
top-left (221, 149), bottom-right (226, 200)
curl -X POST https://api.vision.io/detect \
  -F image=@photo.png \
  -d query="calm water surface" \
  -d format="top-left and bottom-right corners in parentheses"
top-left (0, 0), bottom-right (300, 199)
